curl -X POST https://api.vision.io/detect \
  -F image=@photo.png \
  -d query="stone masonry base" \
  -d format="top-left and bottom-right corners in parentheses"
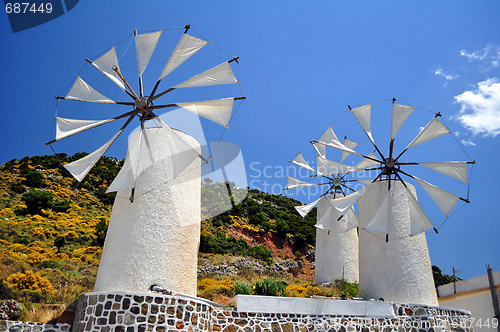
top-left (1, 291), bottom-right (473, 332)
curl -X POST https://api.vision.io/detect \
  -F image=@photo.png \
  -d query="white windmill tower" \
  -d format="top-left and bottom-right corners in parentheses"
top-left (313, 98), bottom-right (474, 305)
top-left (46, 26), bottom-right (245, 295)
top-left (286, 130), bottom-right (372, 284)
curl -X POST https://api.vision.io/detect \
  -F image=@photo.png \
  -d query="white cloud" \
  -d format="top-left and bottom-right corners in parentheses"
top-left (434, 68), bottom-right (458, 81)
top-left (460, 45), bottom-right (500, 69)
top-left (454, 78), bottom-right (500, 137)
top-left (460, 139), bottom-right (476, 146)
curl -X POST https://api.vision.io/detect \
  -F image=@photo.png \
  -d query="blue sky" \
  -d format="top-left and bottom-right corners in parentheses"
top-left (1, 1), bottom-right (499, 280)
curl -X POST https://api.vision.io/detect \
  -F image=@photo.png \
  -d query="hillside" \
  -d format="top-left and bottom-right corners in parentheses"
top-left (0, 154), bottom-right (321, 321)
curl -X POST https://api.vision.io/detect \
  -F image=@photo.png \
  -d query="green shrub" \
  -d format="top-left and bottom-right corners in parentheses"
top-left (21, 190), bottom-right (54, 215)
top-left (22, 170), bottom-right (44, 188)
top-left (333, 278), bottom-right (358, 299)
top-left (252, 278), bottom-right (287, 296)
top-left (233, 280), bottom-right (250, 295)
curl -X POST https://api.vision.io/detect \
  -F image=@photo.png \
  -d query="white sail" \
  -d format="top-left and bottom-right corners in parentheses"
top-left (419, 161), bottom-right (468, 184)
top-left (405, 117), bottom-right (451, 150)
top-left (407, 189), bottom-right (435, 236)
top-left (287, 176), bottom-right (318, 190)
top-left (344, 208), bottom-right (359, 230)
top-left (391, 103), bottom-right (415, 140)
top-left (354, 153), bottom-right (380, 171)
top-left (319, 127), bottom-right (340, 145)
top-left (176, 98), bottom-right (234, 127)
top-left (174, 62), bottom-right (237, 88)
top-left (414, 177), bottom-right (460, 217)
top-left (66, 77), bottom-right (115, 103)
top-left (135, 30), bottom-right (162, 77)
top-left (159, 34), bottom-right (209, 81)
top-left (350, 104), bottom-right (374, 143)
top-left (364, 189), bottom-right (390, 235)
top-left (56, 117), bottom-right (111, 140)
top-left (107, 128), bottom-right (156, 192)
top-left (64, 134), bottom-right (118, 182)
top-left (106, 150), bottom-right (134, 193)
top-left (316, 156), bottom-right (354, 175)
top-left (316, 198), bottom-right (358, 233)
top-left (341, 139), bottom-right (358, 163)
top-left (312, 143), bottom-right (326, 158)
top-left (90, 47), bottom-right (127, 92)
top-left (295, 196), bottom-right (321, 218)
top-left (327, 186), bottom-right (366, 214)
top-left (160, 118), bottom-right (201, 177)
top-left (316, 139), bottom-right (364, 159)
top-left (316, 196), bottom-right (334, 232)
top-left (290, 152), bottom-right (314, 172)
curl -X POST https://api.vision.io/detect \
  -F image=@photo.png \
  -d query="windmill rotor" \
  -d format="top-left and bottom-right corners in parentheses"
top-left (313, 99), bottom-right (475, 241)
top-left (285, 128), bottom-right (371, 233)
top-left (47, 26), bottom-right (245, 195)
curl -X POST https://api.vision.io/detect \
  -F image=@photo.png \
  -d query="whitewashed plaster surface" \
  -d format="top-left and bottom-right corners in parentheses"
top-left (93, 128), bottom-right (201, 295)
top-left (358, 181), bottom-right (438, 306)
top-left (315, 197), bottom-right (359, 284)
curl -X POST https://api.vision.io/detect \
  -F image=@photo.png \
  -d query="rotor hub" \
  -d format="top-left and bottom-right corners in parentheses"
top-left (384, 158), bottom-right (395, 171)
top-left (135, 96), bottom-right (148, 108)
top-left (332, 177), bottom-right (342, 188)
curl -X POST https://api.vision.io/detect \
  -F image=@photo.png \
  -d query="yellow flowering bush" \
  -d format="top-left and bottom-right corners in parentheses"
top-left (6, 270), bottom-right (54, 294)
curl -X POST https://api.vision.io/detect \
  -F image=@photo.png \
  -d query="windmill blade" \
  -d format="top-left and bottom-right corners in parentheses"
top-left (326, 185), bottom-right (366, 214)
top-left (174, 61), bottom-right (238, 88)
top-left (295, 196), bottom-right (321, 218)
top-left (414, 177), bottom-right (460, 217)
top-left (319, 127), bottom-right (340, 145)
top-left (135, 30), bottom-right (162, 78)
top-left (341, 138), bottom-right (358, 163)
top-left (404, 117), bottom-right (451, 151)
top-left (64, 77), bottom-right (116, 104)
top-left (391, 103), bottom-right (415, 140)
top-left (353, 152), bottom-right (380, 171)
top-left (312, 142), bottom-right (326, 158)
top-left (350, 104), bottom-right (375, 144)
top-left (286, 176), bottom-right (321, 190)
top-left (158, 33), bottom-right (209, 81)
top-left (159, 118), bottom-right (202, 177)
top-left (364, 189), bottom-right (390, 235)
top-left (315, 139), bottom-right (379, 164)
top-left (290, 152), bottom-right (315, 172)
top-left (175, 98), bottom-right (236, 128)
top-left (418, 161), bottom-right (469, 184)
top-left (317, 196), bottom-right (360, 233)
top-left (88, 47), bottom-right (127, 92)
top-left (316, 156), bottom-right (354, 175)
top-left (107, 128), bottom-right (157, 193)
top-left (316, 196), bottom-right (335, 233)
top-left (52, 111), bottom-right (136, 142)
top-left (64, 113), bottom-right (136, 182)
top-left (356, 179), bottom-right (376, 184)
top-left (406, 188), bottom-right (435, 236)
top-left (344, 208), bottom-right (359, 230)
top-left (107, 147), bottom-right (135, 193)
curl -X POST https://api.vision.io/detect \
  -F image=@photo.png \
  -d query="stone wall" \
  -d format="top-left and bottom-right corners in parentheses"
top-left (1, 320), bottom-right (71, 332)
top-left (64, 291), bottom-right (473, 332)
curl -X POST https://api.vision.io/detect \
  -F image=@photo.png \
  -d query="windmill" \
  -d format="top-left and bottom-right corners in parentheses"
top-left (46, 26), bottom-right (245, 295)
top-left (312, 98), bottom-right (475, 242)
top-left (47, 25), bottom-right (245, 202)
top-left (285, 130), bottom-right (371, 283)
top-left (309, 98), bottom-right (474, 305)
